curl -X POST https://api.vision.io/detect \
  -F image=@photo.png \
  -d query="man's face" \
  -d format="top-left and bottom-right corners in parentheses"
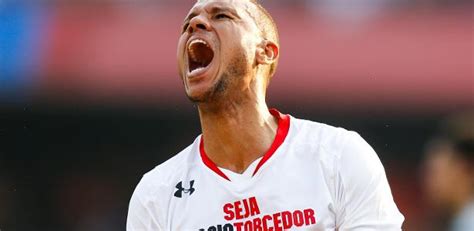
top-left (177, 0), bottom-right (262, 102)
top-left (422, 143), bottom-right (465, 209)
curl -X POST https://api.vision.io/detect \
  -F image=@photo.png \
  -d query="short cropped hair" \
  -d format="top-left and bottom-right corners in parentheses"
top-left (247, 0), bottom-right (280, 78)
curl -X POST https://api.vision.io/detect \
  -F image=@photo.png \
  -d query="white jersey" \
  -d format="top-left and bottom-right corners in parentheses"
top-left (127, 110), bottom-right (404, 231)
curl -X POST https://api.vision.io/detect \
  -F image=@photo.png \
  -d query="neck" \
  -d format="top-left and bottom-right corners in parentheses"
top-left (198, 98), bottom-right (278, 174)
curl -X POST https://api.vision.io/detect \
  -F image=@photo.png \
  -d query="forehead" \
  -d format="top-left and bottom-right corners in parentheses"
top-left (189, 0), bottom-right (253, 16)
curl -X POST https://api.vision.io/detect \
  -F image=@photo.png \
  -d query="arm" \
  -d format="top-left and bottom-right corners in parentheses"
top-left (127, 176), bottom-right (163, 231)
top-left (335, 132), bottom-right (404, 230)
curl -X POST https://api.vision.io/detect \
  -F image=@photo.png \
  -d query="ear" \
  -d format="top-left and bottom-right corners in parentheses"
top-left (256, 40), bottom-right (279, 65)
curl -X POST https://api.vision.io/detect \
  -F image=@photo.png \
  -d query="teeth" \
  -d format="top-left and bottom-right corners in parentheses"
top-left (189, 39), bottom-right (208, 48)
top-left (190, 66), bottom-right (205, 75)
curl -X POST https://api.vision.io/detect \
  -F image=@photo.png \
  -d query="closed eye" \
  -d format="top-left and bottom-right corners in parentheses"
top-left (215, 13), bottom-right (231, 20)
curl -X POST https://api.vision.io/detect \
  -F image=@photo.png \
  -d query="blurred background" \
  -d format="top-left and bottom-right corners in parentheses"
top-left (0, 0), bottom-right (472, 230)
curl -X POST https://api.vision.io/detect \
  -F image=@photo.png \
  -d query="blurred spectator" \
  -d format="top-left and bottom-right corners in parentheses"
top-left (422, 112), bottom-right (474, 231)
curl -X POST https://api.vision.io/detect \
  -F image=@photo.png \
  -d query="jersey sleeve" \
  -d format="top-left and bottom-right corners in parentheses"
top-left (127, 175), bottom-right (164, 231)
top-left (335, 131), bottom-right (404, 230)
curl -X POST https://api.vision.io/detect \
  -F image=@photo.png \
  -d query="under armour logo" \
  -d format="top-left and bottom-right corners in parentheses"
top-left (174, 180), bottom-right (195, 198)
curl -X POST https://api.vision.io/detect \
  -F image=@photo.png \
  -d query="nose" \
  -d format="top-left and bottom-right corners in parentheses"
top-left (188, 15), bottom-right (211, 33)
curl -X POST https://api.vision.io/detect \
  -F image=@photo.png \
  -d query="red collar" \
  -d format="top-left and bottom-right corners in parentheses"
top-left (199, 109), bottom-right (290, 181)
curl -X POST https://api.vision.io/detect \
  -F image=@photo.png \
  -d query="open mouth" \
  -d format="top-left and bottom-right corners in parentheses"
top-left (187, 39), bottom-right (214, 76)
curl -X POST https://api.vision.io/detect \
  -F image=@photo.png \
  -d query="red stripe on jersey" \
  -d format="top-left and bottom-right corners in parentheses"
top-left (252, 109), bottom-right (290, 176)
top-left (199, 109), bottom-right (290, 181)
top-left (200, 138), bottom-right (231, 181)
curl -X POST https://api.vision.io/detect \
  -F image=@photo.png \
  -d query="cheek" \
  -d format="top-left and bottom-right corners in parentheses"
top-left (215, 25), bottom-right (257, 71)
top-left (240, 36), bottom-right (259, 63)
top-left (221, 38), bottom-right (254, 64)
top-left (217, 25), bottom-right (247, 49)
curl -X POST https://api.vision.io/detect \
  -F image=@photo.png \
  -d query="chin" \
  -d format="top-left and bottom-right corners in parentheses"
top-left (186, 93), bottom-right (206, 103)
top-left (186, 79), bottom-right (228, 104)
top-left (185, 87), bottom-right (212, 103)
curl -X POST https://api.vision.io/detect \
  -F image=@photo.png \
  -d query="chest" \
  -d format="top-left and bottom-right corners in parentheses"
top-left (166, 157), bottom-right (337, 230)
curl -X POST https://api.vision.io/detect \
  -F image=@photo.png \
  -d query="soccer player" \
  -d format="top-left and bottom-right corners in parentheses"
top-left (127, 0), bottom-right (404, 230)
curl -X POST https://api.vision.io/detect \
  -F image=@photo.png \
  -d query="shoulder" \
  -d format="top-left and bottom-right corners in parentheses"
top-left (289, 116), bottom-right (403, 228)
top-left (289, 116), bottom-right (382, 180)
top-left (290, 116), bottom-right (363, 156)
top-left (452, 201), bottom-right (474, 231)
top-left (291, 116), bottom-right (385, 182)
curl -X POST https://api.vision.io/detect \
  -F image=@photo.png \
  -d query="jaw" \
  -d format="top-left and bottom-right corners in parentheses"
top-left (181, 36), bottom-right (222, 102)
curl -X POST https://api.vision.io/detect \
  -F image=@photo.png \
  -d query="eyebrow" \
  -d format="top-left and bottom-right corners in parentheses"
top-left (183, 5), bottom-right (240, 23)
top-left (208, 6), bottom-right (239, 17)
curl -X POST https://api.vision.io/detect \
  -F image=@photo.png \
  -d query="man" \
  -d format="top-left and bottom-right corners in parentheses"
top-left (127, 0), bottom-right (404, 230)
top-left (422, 113), bottom-right (474, 231)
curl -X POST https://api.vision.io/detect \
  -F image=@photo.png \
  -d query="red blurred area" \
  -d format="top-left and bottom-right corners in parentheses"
top-left (41, 5), bottom-right (472, 110)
